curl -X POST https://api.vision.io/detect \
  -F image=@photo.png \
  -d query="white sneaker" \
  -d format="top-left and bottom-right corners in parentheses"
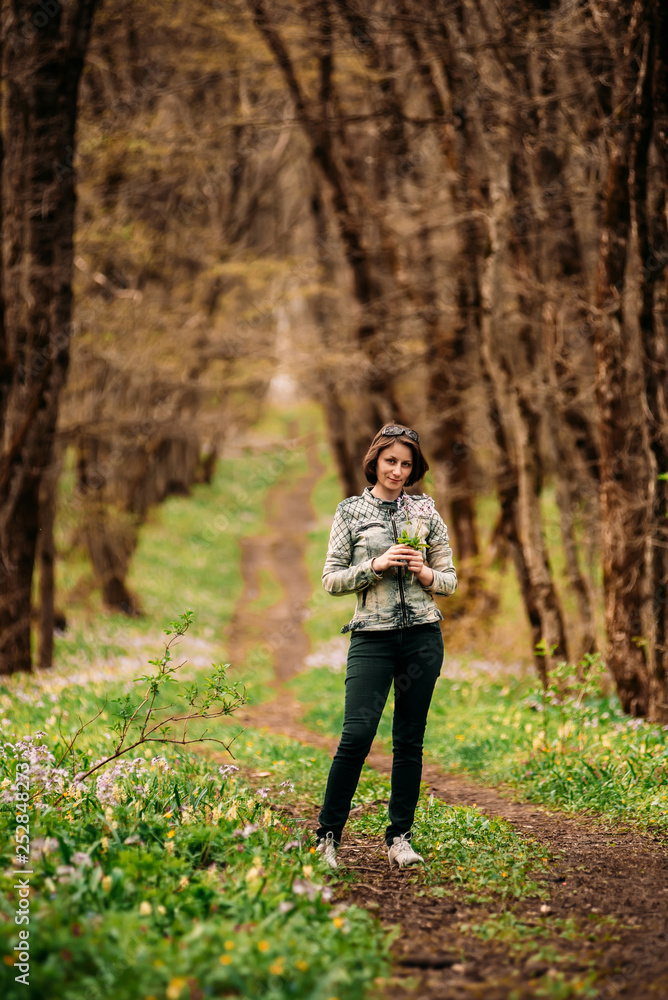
top-left (316, 831), bottom-right (338, 869)
top-left (388, 834), bottom-right (424, 868)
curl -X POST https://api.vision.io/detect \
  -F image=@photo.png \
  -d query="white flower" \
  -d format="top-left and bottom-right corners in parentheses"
top-left (292, 878), bottom-right (321, 901)
top-left (218, 764), bottom-right (239, 778)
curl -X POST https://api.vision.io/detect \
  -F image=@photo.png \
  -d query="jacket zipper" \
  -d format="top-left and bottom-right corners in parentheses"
top-left (390, 511), bottom-right (408, 627)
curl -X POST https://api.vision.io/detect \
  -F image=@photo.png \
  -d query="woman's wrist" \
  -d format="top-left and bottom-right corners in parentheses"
top-left (417, 566), bottom-right (434, 587)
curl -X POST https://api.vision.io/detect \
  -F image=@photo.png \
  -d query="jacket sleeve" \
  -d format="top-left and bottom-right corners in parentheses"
top-left (422, 511), bottom-right (457, 596)
top-left (322, 505), bottom-right (383, 596)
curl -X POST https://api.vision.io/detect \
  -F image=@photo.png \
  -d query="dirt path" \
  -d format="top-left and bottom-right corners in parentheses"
top-left (226, 429), bottom-right (323, 684)
top-left (226, 441), bottom-right (668, 999)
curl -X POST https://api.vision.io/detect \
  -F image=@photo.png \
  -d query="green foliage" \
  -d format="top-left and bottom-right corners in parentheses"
top-left (54, 424), bottom-right (303, 705)
top-left (292, 652), bottom-right (668, 832)
top-left (42, 612), bottom-right (246, 805)
top-left (0, 634), bottom-right (390, 1000)
top-left (395, 528), bottom-right (428, 552)
top-left (349, 786), bottom-right (550, 902)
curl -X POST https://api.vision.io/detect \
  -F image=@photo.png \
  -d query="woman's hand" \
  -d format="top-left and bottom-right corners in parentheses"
top-left (372, 545), bottom-right (434, 585)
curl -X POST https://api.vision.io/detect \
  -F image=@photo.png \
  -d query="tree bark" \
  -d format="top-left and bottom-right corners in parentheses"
top-left (36, 445), bottom-right (63, 671)
top-left (396, 5), bottom-right (481, 564)
top-left (635, 0), bottom-right (668, 721)
top-left (308, 181), bottom-right (359, 497)
top-left (590, 0), bottom-right (652, 715)
top-left (0, 0), bottom-right (98, 674)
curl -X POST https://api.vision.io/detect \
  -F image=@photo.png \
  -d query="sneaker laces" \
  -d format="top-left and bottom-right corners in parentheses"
top-left (388, 833), bottom-right (423, 867)
top-left (317, 831), bottom-right (338, 868)
top-left (393, 833), bottom-right (412, 853)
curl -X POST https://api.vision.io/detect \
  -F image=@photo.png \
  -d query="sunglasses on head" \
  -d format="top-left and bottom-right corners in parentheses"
top-left (381, 425), bottom-right (420, 444)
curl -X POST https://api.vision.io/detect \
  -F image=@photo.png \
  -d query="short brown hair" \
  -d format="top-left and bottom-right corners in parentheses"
top-left (362, 424), bottom-right (429, 487)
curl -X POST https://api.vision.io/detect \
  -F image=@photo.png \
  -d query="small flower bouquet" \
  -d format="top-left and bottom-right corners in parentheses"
top-left (396, 493), bottom-right (435, 582)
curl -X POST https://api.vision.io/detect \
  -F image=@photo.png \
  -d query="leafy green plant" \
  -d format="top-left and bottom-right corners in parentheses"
top-left (0, 663), bottom-right (392, 1000)
top-left (42, 612), bottom-right (246, 806)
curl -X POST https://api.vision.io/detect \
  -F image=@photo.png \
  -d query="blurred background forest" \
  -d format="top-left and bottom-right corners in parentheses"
top-left (1, 0), bottom-right (667, 720)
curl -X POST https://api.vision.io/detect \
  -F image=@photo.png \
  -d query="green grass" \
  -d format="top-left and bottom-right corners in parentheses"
top-left (222, 726), bottom-right (622, 999)
top-left (50, 406), bottom-right (324, 706)
top-left (0, 661), bottom-right (391, 1000)
top-left (2, 654), bottom-right (605, 999)
top-left (4, 400), bottom-right (659, 1000)
top-left (55, 408), bottom-right (312, 638)
top-left (303, 462), bottom-right (357, 650)
top-left (291, 657), bottom-right (668, 834)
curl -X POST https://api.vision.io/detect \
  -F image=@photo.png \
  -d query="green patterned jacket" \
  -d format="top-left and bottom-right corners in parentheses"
top-left (322, 487), bottom-right (457, 634)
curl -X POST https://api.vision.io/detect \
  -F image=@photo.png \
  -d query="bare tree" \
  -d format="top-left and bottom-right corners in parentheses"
top-left (0, 0), bottom-right (99, 674)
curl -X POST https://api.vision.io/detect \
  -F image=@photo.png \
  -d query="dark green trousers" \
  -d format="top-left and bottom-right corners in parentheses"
top-left (316, 622), bottom-right (443, 846)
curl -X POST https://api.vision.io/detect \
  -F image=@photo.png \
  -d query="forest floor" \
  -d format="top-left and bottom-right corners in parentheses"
top-left (223, 432), bottom-right (668, 1000)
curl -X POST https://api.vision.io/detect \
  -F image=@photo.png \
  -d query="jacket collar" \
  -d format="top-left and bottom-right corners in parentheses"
top-left (363, 486), bottom-right (406, 509)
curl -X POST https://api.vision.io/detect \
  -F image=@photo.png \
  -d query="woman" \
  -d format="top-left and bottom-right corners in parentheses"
top-left (315, 424), bottom-right (457, 870)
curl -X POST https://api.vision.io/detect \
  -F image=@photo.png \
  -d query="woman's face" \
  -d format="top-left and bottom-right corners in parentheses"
top-left (375, 442), bottom-right (413, 493)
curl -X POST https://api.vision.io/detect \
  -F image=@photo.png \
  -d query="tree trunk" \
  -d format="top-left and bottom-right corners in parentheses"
top-left (37, 445), bottom-right (63, 671)
top-left (636, 0), bottom-right (668, 721)
top-left (308, 181), bottom-right (360, 497)
top-left (248, 0), bottom-right (411, 473)
top-left (590, 0), bottom-right (652, 715)
top-left (0, 0), bottom-right (99, 674)
top-left (475, 141), bottom-right (548, 683)
top-left (428, 1), bottom-right (569, 677)
top-left (395, 9), bottom-right (481, 564)
top-left (544, 364), bottom-right (598, 659)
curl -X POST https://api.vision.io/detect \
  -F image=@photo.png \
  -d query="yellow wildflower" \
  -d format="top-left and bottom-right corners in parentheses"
top-left (101, 875), bottom-right (113, 892)
top-left (166, 979), bottom-right (188, 1000)
top-left (139, 901), bottom-right (152, 916)
top-left (258, 940), bottom-right (270, 953)
top-left (224, 941), bottom-right (235, 951)
top-left (219, 955), bottom-right (232, 966)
